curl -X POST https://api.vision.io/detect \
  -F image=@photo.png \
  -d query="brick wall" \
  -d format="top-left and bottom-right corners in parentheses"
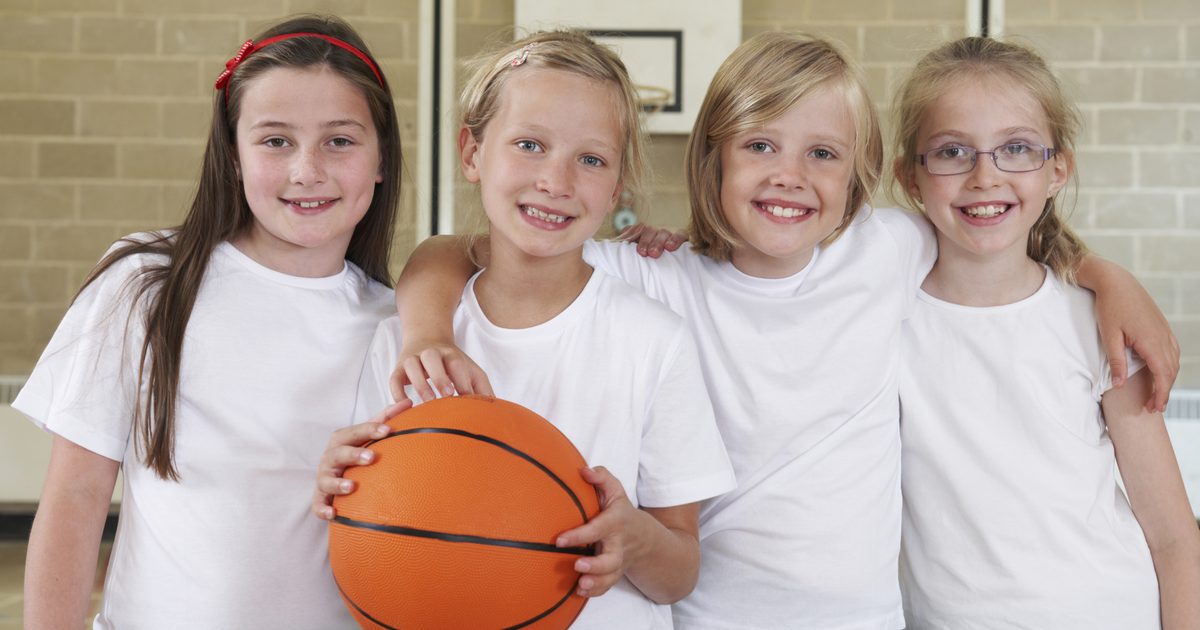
top-left (0, 1), bottom-right (420, 374)
top-left (3, 0), bottom-right (1198, 386)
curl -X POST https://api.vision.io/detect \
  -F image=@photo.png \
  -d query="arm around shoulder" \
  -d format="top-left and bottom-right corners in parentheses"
top-left (1102, 369), bottom-right (1200, 629)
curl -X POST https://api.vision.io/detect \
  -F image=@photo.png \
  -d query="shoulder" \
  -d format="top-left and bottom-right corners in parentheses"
top-left (591, 269), bottom-right (685, 328)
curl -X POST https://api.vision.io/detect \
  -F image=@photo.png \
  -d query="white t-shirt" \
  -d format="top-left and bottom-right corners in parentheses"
top-left (357, 268), bottom-right (736, 629)
top-left (583, 207), bottom-right (937, 630)
top-left (899, 268), bottom-right (1160, 629)
top-left (14, 237), bottom-right (395, 630)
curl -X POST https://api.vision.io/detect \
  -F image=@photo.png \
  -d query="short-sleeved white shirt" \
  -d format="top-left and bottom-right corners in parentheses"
top-left (14, 237), bottom-right (395, 630)
top-left (583, 207), bottom-right (937, 630)
top-left (357, 267), bottom-right (736, 629)
top-left (899, 269), bottom-right (1160, 629)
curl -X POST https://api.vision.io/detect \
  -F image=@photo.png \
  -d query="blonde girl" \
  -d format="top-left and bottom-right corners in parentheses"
top-left (893, 36), bottom-right (1200, 629)
top-left (17, 15), bottom-right (402, 630)
top-left (365, 32), bottom-right (1177, 629)
top-left (315, 30), bottom-right (734, 629)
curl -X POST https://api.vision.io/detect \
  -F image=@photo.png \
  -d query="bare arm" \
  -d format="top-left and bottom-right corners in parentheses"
top-left (555, 467), bottom-right (701, 604)
top-left (25, 435), bottom-right (119, 630)
top-left (1076, 254), bottom-right (1180, 412)
top-left (391, 235), bottom-right (492, 402)
top-left (1103, 369), bottom-right (1200, 629)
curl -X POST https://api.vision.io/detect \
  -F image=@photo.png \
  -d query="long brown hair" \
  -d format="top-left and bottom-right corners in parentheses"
top-left (892, 37), bottom-right (1087, 281)
top-left (685, 32), bottom-right (882, 262)
top-left (79, 14), bottom-right (402, 480)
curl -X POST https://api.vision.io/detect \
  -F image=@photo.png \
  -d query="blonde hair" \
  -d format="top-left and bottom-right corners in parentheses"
top-left (892, 36), bottom-right (1087, 282)
top-left (685, 32), bottom-right (882, 262)
top-left (458, 30), bottom-right (648, 208)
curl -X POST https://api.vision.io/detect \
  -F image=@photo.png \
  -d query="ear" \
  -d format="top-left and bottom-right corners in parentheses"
top-left (893, 156), bottom-right (920, 203)
top-left (459, 127), bottom-right (482, 184)
top-left (1047, 149), bottom-right (1072, 198)
top-left (610, 181), bottom-right (623, 210)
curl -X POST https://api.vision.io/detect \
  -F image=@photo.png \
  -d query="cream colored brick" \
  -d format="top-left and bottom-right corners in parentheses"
top-left (742, 23), bottom-right (776, 41)
top-left (38, 0), bottom-right (117, 9)
top-left (1096, 109), bottom-right (1179, 145)
top-left (1187, 111), bottom-right (1200, 145)
top-left (80, 17), bottom-right (158, 54)
top-left (0, 183), bottom-right (74, 220)
top-left (1057, 67), bottom-right (1136, 104)
top-left (0, 0), bottom-right (35, 9)
top-left (1076, 233), bottom-right (1134, 268)
top-left (1005, 0), bottom-right (1053, 20)
top-left (163, 184), bottom-right (195, 223)
top-left (863, 65), bottom-right (888, 106)
top-left (39, 142), bottom-right (118, 179)
top-left (120, 142), bottom-right (203, 180)
top-left (0, 16), bottom-right (73, 53)
top-left (1075, 150), bottom-right (1134, 188)
top-left (811, 26), bottom-right (860, 58)
top-left (1093, 192), bottom-right (1178, 229)
top-left (1144, 68), bottom-right (1200, 103)
top-left (473, 0), bottom-right (514, 21)
top-left (645, 189), bottom-right (689, 231)
top-left (0, 56), bottom-right (35, 93)
top-left (809, 0), bottom-right (883, 21)
top-left (1189, 26), bottom-right (1200, 61)
top-left (0, 140), bottom-right (34, 177)
top-left (364, 0), bottom-right (419, 19)
top-left (743, 0), bottom-right (806, 21)
top-left (1145, 0), bottom-right (1200, 19)
top-left (1099, 26), bottom-right (1180, 62)
top-left (382, 60), bottom-right (419, 96)
top-left (162, 18), bottom-right (241, 55)
top-left (124, 0), bottom-right (282, 15)
top-left (0, 346), bottom-right (38, 374)
top-left (1182, 278), bottom-right (1200, 313)
top-left (1186, 194), bottom-right (1200, 228)
top-left (1179, 360), bottom-right (1200, 390)
top-left (1139, 235), bottom-right (1200, 272)
top-left (1137, 276), bottom-right (1178, 316)
top-left (162, 101), bottom-right (211, 139)
top-left (0, 265), bottom-right (70, 302)
top-left (1007, 27), bottom-right (1095, 62)
top-left (31, 305), bottom-right (68, 349)
top-left (648, 134), bottom-right (687, 189)
top-left (456, 23), bottom-right (510, 60)
top-left (862, 25), bottom-right (947, 63)
top-left (892, 0), bottom-right (962, 21)
top-left (80, 184), bottom-right (161, 222)
top-left (1141, 151), bottom-right (1200, 187)
top-left (355, 21), bottom-right (409, 59)
top-left (34, 224), bottom-right (120, 262)
top-left (211, 0), bottom-right (287, 15)
top-left (0, 308), bottom-right (31, 345)
top-left (0, 99), bottom-right (75, 136)
top-left (0, 225), bottom-right (32, 260)
top-left (117, 60), bottom-right (200, 98)
top-left (289, 0), bottom-right (368, 15)
top-left (37, 58), bottom-right (119, 96)
top-left (1056, 0), bottom-right (1138, 20)
top-left (82, 101), bottom-right (161, 138)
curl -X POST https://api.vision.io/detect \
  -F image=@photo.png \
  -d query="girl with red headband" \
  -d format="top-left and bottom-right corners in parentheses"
top-left (16, 14), bottom-right (401, 629)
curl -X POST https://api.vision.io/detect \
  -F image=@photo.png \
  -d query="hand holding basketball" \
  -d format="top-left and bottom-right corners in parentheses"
top-left (389, 338), bottom-right (494, 403)
top-left (311, 399), bottom-right (412, 521)
top-left (556, 466), bottom-right (650, 598)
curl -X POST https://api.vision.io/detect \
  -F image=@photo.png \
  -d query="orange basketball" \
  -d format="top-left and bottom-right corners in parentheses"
top-left (329, 395), bottom-right (601, 629)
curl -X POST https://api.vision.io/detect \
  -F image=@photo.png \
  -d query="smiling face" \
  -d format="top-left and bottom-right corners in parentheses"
top-left (717, 85), bottom-right (857, 278)
top-left (234, 65), bottom-right (382, 276)
top-left (460, 67), bottom-right (624, 264)
top-left (907, 74), bottom-right (1070, 265)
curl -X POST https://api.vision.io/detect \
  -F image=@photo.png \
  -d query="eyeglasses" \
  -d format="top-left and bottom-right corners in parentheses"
top-left (917, 143), bottom-right (1056, 176)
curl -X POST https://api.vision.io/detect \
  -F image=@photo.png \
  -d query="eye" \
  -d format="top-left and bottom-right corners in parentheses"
top-left (580, 155), bottom-right (605, 167)
top-left (933, 145), bottom-right (971, 160)
top-left (329, 136), bottom-right (356, 148)
top-left (998, 142), bottom-right (1034, 156)
top-left (263, 137), bottom-right (290, 148)
top-left (810, 148), bottom-right (837, 160)
top-left (747, 141), bottom-right (774, 153)
top-left (516, 140), bottom-right (543, 153)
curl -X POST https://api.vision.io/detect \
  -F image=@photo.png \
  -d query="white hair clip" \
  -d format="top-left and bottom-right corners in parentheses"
top-left (510, 43), bottom-right (534, 67)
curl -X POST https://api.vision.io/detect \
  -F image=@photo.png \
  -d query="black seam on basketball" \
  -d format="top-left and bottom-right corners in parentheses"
top-left (333, 515), bottom-right (593, 555)
top-left (334, 573), bottom-right (401, 630)
top-left (374, 426), bottom-right (592, 523)
top-left (504, 577), bottom-right (580, 629)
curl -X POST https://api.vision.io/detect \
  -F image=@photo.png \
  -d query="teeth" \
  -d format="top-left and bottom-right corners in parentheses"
top-left (522, 205), bottom-right (567, 223)
top-left (297, 200), bottom-right (326, 209)
top-left (760, 204), bottom-right (810, 219)
top-left (964, 204), bottom-right (1008, 218)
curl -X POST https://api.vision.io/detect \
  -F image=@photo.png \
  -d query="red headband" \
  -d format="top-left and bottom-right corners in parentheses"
top-left (214, 33), bottom-right (384, 97)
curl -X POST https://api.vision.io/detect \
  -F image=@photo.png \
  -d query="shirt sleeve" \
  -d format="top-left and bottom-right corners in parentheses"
top-left (351, 317), bottom-right (404, 423)
top-left (874, 207), bottom-right (938, 317)
top-left (635, 326), bottom-right (736, 508)
top-left (13, 255), bottom-right (148, 462)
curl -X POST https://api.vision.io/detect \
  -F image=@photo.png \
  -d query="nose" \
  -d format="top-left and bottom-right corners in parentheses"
top-left (535, 156), bottom-right (573, 198)
top-left (290, 146), bottom-right (326, 186)
top-left (767, 151), bottom-right (808, 190)
top-left (965, 152), bottom-right (1003, 189)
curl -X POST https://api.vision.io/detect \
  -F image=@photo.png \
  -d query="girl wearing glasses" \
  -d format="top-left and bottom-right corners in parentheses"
top-left (893, 37), bottom-right (1200, 628)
